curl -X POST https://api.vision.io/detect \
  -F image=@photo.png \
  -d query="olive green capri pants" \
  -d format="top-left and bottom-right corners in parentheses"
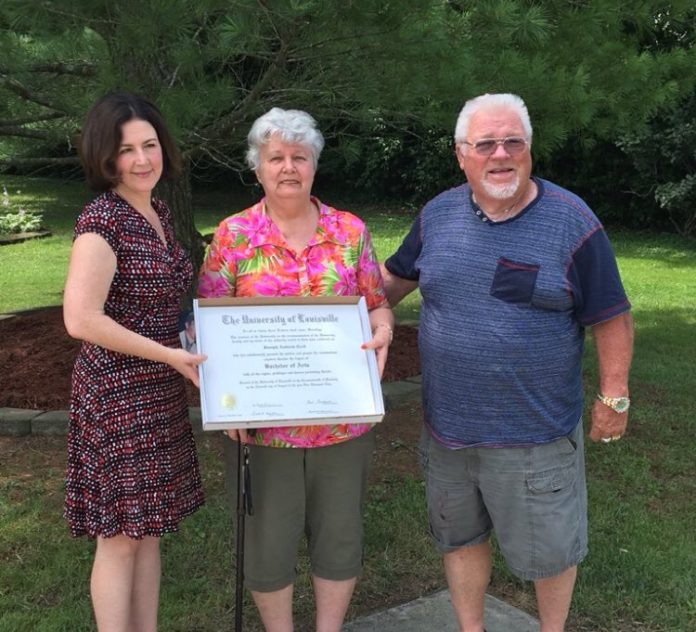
top-left (224, 429), bottom-right (376, 592)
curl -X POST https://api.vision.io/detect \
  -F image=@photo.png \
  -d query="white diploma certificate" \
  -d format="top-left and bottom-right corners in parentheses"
top-left (193, 297), bottom-right (385, 430)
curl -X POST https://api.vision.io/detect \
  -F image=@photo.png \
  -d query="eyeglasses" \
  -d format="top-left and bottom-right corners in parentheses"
top-left (461, 137), bottom-right (529, 156)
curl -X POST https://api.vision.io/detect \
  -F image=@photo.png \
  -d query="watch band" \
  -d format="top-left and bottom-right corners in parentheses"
top-left (597, 393), bottom-right (630, 413)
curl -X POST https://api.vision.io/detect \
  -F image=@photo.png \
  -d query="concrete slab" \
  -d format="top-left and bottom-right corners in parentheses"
top-left (0, 407), bottom-right (41, 436)
top-left (31, 410), bottom-right (69, 436)
top-left (403, 375), bottom-right (422, 384)
top-left (382, 380), bottom-right (421, 410)
top-left (344, 590), bottom-right (538, 632)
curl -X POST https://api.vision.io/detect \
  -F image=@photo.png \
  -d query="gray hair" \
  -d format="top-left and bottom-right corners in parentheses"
top-left (454, 94), bottom-right (533, 147)
top-left (246, 107), bottom-right (325, 170)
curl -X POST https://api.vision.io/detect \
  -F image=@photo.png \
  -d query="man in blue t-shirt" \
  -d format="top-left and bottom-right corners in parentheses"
top-left (382, 93), bottom-right (633, 632)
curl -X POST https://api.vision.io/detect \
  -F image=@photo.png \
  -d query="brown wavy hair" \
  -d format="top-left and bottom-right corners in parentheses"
top-left (78, 92), bottom-right (182, 192)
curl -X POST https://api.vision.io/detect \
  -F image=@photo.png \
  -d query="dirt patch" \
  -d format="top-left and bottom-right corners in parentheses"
top-left (0, 299), bottom-right (425, 490)
top-left (0, 306), bottom-right (421, 410)
top-left (0, 303), bottom-right (425, 489)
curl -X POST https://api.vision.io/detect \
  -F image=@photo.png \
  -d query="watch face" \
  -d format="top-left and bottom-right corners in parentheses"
top-left (614, 398), bottom-right (630, 413)
top-left (599, 394), bottom-right (630, 413)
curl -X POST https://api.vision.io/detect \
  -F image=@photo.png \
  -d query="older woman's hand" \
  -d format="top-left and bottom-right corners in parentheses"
top-left (364, 305), bottom-right (394, 378)
top-left (226, 428), bottom-right (251, 443)
top-left (362, 323), bottom-right (392, 378)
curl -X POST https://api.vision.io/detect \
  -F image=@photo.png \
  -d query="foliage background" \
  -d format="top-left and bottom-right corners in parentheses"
top-left (1, 1), bottom-right (695, 239)
top-left (2, 2), bottom-right (696, 626)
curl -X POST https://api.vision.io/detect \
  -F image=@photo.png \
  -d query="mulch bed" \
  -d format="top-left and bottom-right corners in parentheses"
top-left (0, 306), bottom-right (420, 410)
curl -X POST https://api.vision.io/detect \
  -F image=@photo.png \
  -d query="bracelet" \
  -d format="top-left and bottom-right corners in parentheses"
top-left (372, 323), bottom-right (394, 344)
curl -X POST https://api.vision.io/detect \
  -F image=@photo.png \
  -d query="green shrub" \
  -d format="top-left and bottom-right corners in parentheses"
top-left (617, 91), bottom-right (696, 238)
top-left (0, 185), bottom-right (46, 234)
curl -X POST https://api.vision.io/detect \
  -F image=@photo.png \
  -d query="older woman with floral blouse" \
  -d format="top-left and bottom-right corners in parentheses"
top-left (198, 107), bottom-right (393, 632)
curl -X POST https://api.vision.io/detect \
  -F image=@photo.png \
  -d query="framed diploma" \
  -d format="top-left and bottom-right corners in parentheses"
top-left (193, 296), bottom-right (385, 430)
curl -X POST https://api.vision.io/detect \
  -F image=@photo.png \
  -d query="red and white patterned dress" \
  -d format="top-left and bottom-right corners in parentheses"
top-left (64, 191), bottom-right (204, 539)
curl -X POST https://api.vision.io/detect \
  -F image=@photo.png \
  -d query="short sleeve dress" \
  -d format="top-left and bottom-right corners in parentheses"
top-left (64, 191), bottom-right (204, 539)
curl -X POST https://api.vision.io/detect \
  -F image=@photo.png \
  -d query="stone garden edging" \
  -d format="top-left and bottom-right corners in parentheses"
top-left (0, 230), bottom-right (52, 246)
top-left (0, 377), bottom-right (422, 437)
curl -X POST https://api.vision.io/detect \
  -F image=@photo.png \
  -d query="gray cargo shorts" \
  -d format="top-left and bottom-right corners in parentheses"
top-left (418, 421), bottom-right (588, 580)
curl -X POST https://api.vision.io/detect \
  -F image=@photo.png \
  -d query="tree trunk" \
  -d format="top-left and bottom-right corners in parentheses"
top-left (156, 161), bottom-right (203, 308)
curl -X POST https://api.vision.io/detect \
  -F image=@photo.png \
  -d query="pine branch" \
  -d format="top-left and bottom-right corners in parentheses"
top-left (189, 143), bottom-right (247, 174)
top-left (0, 76), bottom-right (72, 114)
top-left (189, 17), bottom-right (303, 153)
top-left (26, 62), bottom-right (96, 77)
top-left (289, 24), bottom-right (404, 57)
top-left (0, 113), bottom-right (66, 127)
top-left (0, 126), bottom-right (52, 140)
top-left (0, 156), bottom-right (80, 167)
top-left (0, 62), bottom-right (97, 77)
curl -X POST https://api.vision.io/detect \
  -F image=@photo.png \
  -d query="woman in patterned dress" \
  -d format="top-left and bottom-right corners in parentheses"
top-left (63, 92), bottom-right (206, 631)
top-left (198, 108), bottom-right (394, 632)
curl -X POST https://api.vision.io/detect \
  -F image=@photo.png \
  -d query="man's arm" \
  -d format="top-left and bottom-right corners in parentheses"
top-left (380, 263), bottom-right (419, 307)
top-left (588, 311), bottom-right (634, 442)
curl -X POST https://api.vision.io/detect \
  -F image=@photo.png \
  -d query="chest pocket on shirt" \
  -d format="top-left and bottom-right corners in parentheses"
top-left (490, 257), bottom-right (540, 305)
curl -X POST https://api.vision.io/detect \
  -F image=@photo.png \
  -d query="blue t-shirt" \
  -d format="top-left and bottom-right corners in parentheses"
top-left (385, 178), bottom-right (630, 447)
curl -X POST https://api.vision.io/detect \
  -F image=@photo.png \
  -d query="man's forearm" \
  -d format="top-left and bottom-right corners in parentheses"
top-left (380, 264), bottom-right (419, 307)
top-left (591, 312), bottom-right (634, 395)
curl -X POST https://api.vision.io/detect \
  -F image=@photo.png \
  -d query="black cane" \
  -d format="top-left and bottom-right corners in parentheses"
top-left (235, 440), bottom-right (253, 632)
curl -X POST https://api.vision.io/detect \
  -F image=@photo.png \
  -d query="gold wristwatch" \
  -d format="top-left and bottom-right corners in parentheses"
top-left (597, 393), bottom-right (630, 413)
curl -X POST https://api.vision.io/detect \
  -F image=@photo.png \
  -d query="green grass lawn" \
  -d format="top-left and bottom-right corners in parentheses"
top-left (1, 174), bottom-right (695, 630)
top-left (0, 175), bottom-right (422, 319)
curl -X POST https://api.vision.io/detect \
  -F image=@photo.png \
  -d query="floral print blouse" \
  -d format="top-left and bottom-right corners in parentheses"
top-left (198, 197), bottom-right (388, 448)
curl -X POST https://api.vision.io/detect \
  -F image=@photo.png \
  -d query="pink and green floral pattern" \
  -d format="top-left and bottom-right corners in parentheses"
top-left (198, 198), bottom-right (387, 448)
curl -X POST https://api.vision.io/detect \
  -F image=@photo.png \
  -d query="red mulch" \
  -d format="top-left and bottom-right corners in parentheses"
top-left (0, 307), bottom-right (420, 410)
